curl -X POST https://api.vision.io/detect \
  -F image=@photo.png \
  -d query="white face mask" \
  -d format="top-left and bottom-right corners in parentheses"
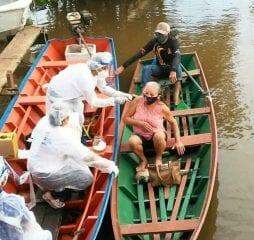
top-left (97, 69), bottom-right (109, 80)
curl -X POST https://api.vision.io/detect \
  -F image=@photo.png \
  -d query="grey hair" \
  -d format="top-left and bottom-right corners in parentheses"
top-left (144, 81), bottom-right (161, 94)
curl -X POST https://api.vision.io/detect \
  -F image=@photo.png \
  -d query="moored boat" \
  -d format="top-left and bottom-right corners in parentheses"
top-left (111, 53), bottom-right (218, 239)
top-left (0, 36), bottom-right (120, 239)
top-left (0, 0), bottom-right (32, 39)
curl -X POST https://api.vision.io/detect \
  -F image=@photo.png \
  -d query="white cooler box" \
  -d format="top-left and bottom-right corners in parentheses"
top-left (65, 44), bottom-right (96, 64)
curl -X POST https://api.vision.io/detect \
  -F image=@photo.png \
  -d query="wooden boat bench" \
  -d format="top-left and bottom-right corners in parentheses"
top-left (120, 133), bottom-right (211, 153)
top-left (134, 66), bottom-right (200, 84)
top-left (18, 96), bottom-right (46, 105)
top-left (171, 107), bottom-right (210, 117)
top-left (38, 61), bottom-right (69, 68)
top-left (120, 219), bottom-right (199, 236)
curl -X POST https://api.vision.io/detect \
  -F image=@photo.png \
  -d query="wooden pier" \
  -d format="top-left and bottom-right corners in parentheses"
top-left (0, 26), bottom-right (41, 92)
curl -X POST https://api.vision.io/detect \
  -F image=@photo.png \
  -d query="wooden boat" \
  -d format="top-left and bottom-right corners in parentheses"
top-left (0, 36), bottom-right (120, 239)
top-left (111, 53), bottom-right (218, 240)
top-left (0, 0), bottom-right (32, 39)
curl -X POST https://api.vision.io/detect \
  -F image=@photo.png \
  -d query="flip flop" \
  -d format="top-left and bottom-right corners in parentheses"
top-left (42, 194), bottom-right (65, 209)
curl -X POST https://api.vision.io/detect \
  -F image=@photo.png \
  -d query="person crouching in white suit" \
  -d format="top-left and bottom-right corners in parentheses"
top-left (0, 156), bottom-right (52, 240)
top-left (27, 102), bottom-right (118, 209)
top-left (46, 52), bottom-right (132, 125)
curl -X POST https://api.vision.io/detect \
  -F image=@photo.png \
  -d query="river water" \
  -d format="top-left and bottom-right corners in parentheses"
top-left (2, 0), bottom-right (254, 239)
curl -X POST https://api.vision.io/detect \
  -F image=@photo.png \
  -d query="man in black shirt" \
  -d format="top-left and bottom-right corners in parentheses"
top-left (115, 22), bottom-right (182, 105)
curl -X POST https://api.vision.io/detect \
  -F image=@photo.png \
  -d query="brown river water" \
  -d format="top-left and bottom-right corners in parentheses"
top-left (2, 0), bottom-right (254, 239)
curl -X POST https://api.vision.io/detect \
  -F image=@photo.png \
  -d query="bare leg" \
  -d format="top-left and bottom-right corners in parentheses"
top-left (129, 135), bottom-right (148, 171)
top-left (174, 81), bottom-right (182, 105)
top-left (153, 131), bottom-right (167, 165)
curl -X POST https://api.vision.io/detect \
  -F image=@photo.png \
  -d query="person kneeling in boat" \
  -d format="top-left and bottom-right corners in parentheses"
top-left (115, 22), bottom-right (182, 106)
top-left (27, 102), bottom-right (118, 209)
top-left (123, 82), bottom-right (185, 172)
top-left (0, 156), bottom-right (52, 240)
top-left (46, 52), bottom-right (132, 125)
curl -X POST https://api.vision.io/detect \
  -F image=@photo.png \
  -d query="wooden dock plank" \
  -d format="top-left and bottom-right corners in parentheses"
top-left (0, 26), bottom-right (41, 90)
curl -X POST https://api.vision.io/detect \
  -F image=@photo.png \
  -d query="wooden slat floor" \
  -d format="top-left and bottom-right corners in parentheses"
top-left (33, 203), bottom-right (63, 240)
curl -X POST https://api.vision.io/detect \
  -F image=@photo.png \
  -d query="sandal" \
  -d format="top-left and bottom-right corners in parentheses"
top-left (42, 193), bottom-right (65, 209)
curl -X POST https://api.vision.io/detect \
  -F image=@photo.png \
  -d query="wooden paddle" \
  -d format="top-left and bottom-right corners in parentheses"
top-left (180, 63), bottom-right (208, 95)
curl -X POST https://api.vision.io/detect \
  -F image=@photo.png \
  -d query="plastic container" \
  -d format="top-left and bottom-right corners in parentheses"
top-left (92, 135), bottom-right (107, 152)
top-left (65, 44), bottom-right (96, 64)
top-left (0, 132), bottom-right (18, 158)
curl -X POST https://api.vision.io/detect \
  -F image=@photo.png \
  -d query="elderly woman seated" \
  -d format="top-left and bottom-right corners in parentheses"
top-left (28, 102), bottom-right (118, 209)
top-left (123, 81), bottom-right (185, 171)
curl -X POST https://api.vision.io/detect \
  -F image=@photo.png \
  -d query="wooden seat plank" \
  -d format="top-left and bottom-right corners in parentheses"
top-left (18, 96), bottom-right (46, 105)
top-left (171, 107), bottom-right (210, 117)
top-left (182, 69), bottom-right (200, 78)
top-left (134, 68), bottom-right (200, 84)
top-left (38, 60), bottom-right (68, 68)
top-left (121, 133), bottom-right (212, 152)
top-left (120, 219), bottom-right (199, 235)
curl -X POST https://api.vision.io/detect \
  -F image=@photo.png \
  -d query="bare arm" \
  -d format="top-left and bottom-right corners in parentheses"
top-left (162, 104), bottom-right (181, 143)
top-left (162, 104), bottom-right (185, 155)
top-left (123, 97), bottom-right (142, 127)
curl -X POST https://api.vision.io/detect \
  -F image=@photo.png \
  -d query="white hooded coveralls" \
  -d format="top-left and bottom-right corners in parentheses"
top-left (27, 114), bottom-right (118, 192)
top-left (46, 63), bottom-right (119, 124)
top-left (0, 190), bottom-right (52, 240)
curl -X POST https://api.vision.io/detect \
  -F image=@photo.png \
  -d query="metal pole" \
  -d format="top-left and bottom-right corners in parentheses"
top-left (76, 27), bottom-right (92, 57)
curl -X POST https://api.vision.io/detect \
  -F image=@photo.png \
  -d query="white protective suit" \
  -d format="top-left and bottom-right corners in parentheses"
top-left (0, 157), bottom-right (52, 240)
top-left (27, 113), bottom-right (118, 192)
top-left (46, 60), bottom-right (131, 124)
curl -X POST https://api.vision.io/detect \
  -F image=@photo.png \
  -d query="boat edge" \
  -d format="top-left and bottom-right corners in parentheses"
top-left (89, 37), bottom-right (121, 240)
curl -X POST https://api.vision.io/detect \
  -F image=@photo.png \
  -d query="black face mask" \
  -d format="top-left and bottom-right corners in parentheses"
top-left (154, 32), bottom-right (168, 44)
top-left (144, 94), bottom-right (158, 105)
